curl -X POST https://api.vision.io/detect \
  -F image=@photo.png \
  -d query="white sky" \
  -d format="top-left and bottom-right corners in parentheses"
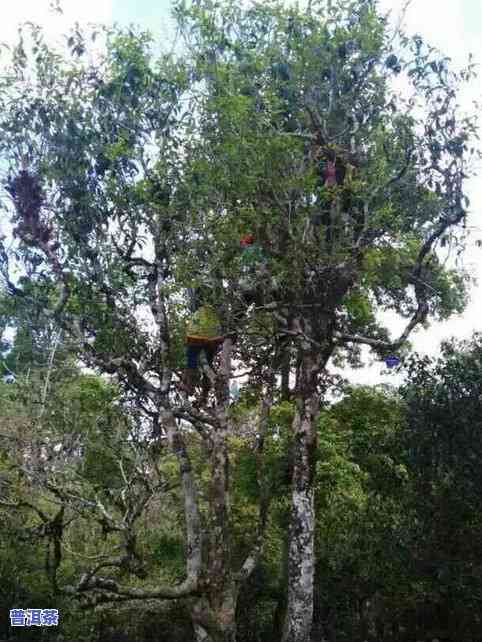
top-left (0, 0), bottom-right (113, 43)
top-left (1, 0), bottom-right (481, 385)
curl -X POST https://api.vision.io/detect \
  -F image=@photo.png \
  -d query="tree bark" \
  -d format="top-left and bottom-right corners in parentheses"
top-left (282, 349), bottom-right (320, 642)
top-left (190, 339), bottom-right (238, 642)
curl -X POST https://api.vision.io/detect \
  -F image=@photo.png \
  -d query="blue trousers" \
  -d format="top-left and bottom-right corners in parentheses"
top-left (186, 345), bottom-right (217, 369)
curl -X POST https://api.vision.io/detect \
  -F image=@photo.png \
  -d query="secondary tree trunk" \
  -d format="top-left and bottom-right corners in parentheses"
top-left (282, 349), bottom-right (320, 642)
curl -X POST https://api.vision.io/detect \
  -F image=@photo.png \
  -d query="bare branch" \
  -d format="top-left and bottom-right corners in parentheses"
top-left (162, 407), bottom-right (203, 587)
top-left (64, 574), bottom-right (199, 602)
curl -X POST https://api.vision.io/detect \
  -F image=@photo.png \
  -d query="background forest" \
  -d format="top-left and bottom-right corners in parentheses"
top-left (0, 0), bottom-right (481, 641)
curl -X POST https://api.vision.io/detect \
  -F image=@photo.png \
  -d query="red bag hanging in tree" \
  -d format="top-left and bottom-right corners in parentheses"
top-left (240, 234), bottom-right (255, 247)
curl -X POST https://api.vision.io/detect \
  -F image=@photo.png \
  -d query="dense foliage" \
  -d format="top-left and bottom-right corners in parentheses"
top-left (3, 337), bottom-right (482, 641)
top-left (0, 0), bottom-right (480, 640)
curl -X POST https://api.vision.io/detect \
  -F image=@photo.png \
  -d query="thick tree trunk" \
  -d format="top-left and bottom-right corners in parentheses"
top-left (191, 338), bottom-right (238, 642)
top-left (192, 442), bottom-right (237, 640)
top-left (191, 340), bottom-right (272, 642)
top-left (282, 349), bottom-right (319, 642)
top-left (282, 451), bottom-right (315, 641)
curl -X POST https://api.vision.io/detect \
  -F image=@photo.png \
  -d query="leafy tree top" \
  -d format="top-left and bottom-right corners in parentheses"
top-left (0, 0), bottom-right (478, 398)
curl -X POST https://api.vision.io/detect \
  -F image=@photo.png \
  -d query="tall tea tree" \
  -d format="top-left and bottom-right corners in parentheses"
top-left (172, 0), bottom-right (477, 639)
top-left (0, 1), bottom-right (479, 640)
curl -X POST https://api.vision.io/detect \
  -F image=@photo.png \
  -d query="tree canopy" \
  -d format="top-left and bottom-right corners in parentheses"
top-left (0, 1), bottom-right (480, 641)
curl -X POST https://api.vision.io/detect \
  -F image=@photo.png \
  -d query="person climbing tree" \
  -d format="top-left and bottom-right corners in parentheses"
top-left (238, 233), bottom-right (267, 307)
top-left (307, 144), bottom-right (358, 247)
top-left (323, 153), bottom-right (338, 187)
top-left (183, 304), bottom-right (224, 396)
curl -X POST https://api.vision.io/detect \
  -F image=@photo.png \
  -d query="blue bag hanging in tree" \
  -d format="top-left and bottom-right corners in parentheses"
top-left (384, 355), bottom-right (400, 369)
